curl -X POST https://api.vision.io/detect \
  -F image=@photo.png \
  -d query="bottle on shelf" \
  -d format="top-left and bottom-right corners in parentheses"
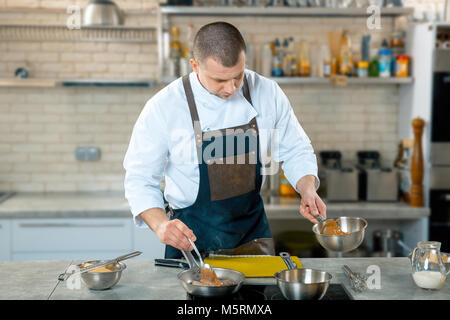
top-left (261, 43), bottom-right (273, 77)
top-left (272, 38), bottom-right (284, 77)
top-left (378, 48), bottom-right (392, 78)
top-left (320, 44), bottom-right (331, 78)
top-left (279, 170), bottom-right (297, 198)
top-left (283, 37), bottom-right (298, 77)
top-left (368, 48), bottom-right (379, 77)
top-left (169, 26), bottom-right (182, 78)
top-left (338, 30), bottom-right (353, 76)
top-left (242, 32), bottom-right (255, 71)
top-left (298, 38), bottom-right (310, 77)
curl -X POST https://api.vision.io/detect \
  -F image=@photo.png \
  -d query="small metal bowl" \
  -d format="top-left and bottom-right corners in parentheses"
top-left (77, 260), bottom-right (126, 290)
top-left (274, 268), bottom-right (332, 300)
top-left (178, 267), bottom-right (245, 297)
top-left (312, 217), bottom-right (368, 253)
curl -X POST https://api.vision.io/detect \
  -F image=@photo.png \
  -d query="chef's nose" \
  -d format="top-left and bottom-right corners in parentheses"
top-left (224, 79), bottom-right (236, 94)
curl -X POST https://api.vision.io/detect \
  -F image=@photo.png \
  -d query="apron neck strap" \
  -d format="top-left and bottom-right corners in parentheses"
top-left (182, 73), bottom-right (253, 133)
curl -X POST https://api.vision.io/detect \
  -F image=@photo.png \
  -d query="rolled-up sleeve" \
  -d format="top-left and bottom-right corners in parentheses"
top-left (271, 82), bottom-right (320, 192)
top-left (123, 100), bottom-right (168, 227)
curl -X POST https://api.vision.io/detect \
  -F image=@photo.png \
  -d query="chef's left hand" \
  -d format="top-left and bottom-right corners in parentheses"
top-left (296, 175), bottom-right (326, 224)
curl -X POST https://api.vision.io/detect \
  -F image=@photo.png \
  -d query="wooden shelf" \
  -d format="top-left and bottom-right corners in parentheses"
top-left (159, 5), bottom-right (414, 17)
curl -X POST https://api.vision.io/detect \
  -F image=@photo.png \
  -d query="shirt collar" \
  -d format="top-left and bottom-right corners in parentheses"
top-left (189, 71), bottom-right (246, 106)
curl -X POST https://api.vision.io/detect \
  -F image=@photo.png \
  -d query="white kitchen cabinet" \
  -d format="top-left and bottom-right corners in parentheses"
top-left (133, 225), bottom-right (165, 260)
top-left (0, 220), bottom-right (11, 261)
top-left (11, 218), bottom-right (133, 261)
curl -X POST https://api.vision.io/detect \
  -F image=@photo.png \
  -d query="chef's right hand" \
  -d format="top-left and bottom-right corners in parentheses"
top-left (155, 219), bottom-right (197, 252)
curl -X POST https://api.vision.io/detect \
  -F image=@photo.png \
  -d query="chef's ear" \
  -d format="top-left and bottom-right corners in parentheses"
top-left (190, 58), bottom-right (199, 73)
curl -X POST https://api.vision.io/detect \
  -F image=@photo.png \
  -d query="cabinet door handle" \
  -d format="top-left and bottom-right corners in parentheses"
top-left (18, 223), bottom-right (124, 228)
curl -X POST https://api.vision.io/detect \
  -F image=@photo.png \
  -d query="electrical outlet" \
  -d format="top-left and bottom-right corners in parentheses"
top-left (75, 146), bottom-right (101, 161)
top-left (86, 147), bottom-right (101, 161)
top-left (75, 147), bottom-right (87, 161)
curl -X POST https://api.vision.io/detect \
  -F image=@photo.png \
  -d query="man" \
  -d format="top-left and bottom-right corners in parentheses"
top-left (123, 22), bottom-right (326, 259)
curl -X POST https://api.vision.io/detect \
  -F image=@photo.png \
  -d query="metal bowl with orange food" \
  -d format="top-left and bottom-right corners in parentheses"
top-left (312, 217), bottom-right (368, 253)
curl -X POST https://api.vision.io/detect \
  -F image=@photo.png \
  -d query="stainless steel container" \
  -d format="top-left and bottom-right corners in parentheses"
top-left (83, 0), bottom-right (123, 26)
top-left (319, 151), bottom-right (358, 202)
top-left (365, 168), bottom-right (398, 201)
top-left (324, 168), bottom-right (359, 201)
top-left (357, 151), bottom-right (398, 201)
top-left (371, 229), bottom-right (403, 257)
top-left (77, 260), bottom-right (126, 290)
top-left (274, 268), bottom-right (332, 300)
top-left (312, 217), bottom-right (368, 253)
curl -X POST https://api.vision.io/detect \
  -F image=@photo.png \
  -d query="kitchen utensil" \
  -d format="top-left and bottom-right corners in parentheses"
top-left (280, 252), bottom-right (297, 269)
top-left (154, 259), bottom-right (190, 269)
top-left (410, 241), bottom-right (448, 290)
top-left (274, 257), bottom-right (332, 300)
top-left (314, 215), bottom-right (342, 230)
top-left (77, 260), bottom-right (126, 290)
top-left (313, 217), bottom-right (368, 253)
top-left (58, 251), bottom-right (141, 281)
top-left (83, 0), bottom-right (123, 26)
top-left (342, 265), bottom-right (367, 292)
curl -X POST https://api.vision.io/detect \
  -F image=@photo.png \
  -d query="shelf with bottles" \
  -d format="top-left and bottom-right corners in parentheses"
top-left (270, 76), bottom-right (413, 85)
top-left (159, 5), bottom-right (414, 17)
top-left (262, 29), bottom-right (413, 85)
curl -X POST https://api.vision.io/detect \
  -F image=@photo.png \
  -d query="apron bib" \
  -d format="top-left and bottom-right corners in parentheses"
top-left (164, 74), bottom-right (274, 259)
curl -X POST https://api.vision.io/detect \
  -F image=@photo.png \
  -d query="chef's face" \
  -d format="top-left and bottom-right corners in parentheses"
top-left (191, 51), bottom-right (246, 100)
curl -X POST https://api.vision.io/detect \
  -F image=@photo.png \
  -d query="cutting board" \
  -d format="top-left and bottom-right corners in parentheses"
top-left (204, 255), bottom-right (302, 278)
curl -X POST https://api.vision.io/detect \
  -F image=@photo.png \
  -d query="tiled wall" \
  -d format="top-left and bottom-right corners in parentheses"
top-left (0, 0), bottom-right (426, 192)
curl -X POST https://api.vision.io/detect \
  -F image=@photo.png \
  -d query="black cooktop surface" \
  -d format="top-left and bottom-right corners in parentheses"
top-left (187, 284), bottom-right (352, 300)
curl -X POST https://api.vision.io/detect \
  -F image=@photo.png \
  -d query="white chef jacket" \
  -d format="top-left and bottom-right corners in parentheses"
top-left (123, 69), bottom-right (319, 227)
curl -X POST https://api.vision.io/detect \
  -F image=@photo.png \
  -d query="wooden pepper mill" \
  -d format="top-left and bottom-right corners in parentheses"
top-left (410, 118), bottom-right (425, 207)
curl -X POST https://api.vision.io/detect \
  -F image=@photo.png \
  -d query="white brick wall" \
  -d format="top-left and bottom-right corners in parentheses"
top-left (0, 0), bottom-right (423, 192)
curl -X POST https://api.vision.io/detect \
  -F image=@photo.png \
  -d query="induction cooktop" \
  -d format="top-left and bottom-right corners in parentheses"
top-left (186, 283), bottom-right (352, 300)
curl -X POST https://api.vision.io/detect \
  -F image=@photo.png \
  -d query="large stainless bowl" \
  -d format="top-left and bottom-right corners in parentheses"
top-left (77, 260), bottom-right (126, 290)
top-left (274, 268), bottom-right (332, 300)
top-left (178, 267), bottom-right (245, 297)
top-left (312, 217), bottom-right (368, 253)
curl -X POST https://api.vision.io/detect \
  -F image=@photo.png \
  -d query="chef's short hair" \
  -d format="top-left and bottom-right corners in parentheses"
top-left (193, 22), bottom-right (246, 67)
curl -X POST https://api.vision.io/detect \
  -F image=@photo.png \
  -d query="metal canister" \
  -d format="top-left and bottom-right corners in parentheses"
top-left (371, 229), bottom-right (403, 257)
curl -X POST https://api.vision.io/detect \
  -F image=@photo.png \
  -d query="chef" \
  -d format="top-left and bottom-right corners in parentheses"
top-left (123, 22), bottom-right (326, 259)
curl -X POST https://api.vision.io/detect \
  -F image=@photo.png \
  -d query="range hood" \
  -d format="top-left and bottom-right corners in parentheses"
top-left (83, 0), bottom-right (124, 26)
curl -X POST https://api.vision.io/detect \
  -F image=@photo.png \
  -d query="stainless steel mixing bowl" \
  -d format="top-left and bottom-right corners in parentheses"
top-left (312, 217), bottom-right (368, 253)
top-left (274, 268), bottom-right (332, 300)
top-left (178, 267), bottom-right (245, 297)
top-left (77, 260), bottom-right (126, 290)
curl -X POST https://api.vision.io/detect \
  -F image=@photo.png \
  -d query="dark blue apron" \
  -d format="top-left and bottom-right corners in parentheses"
top-left (164, 74), bottom-right (274, 259)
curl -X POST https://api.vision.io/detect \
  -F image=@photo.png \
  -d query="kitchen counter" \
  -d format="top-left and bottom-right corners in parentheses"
top-left (0, 192), bottom-right (430, 220)
top-left (0, 257), bottom-right (448, 300)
